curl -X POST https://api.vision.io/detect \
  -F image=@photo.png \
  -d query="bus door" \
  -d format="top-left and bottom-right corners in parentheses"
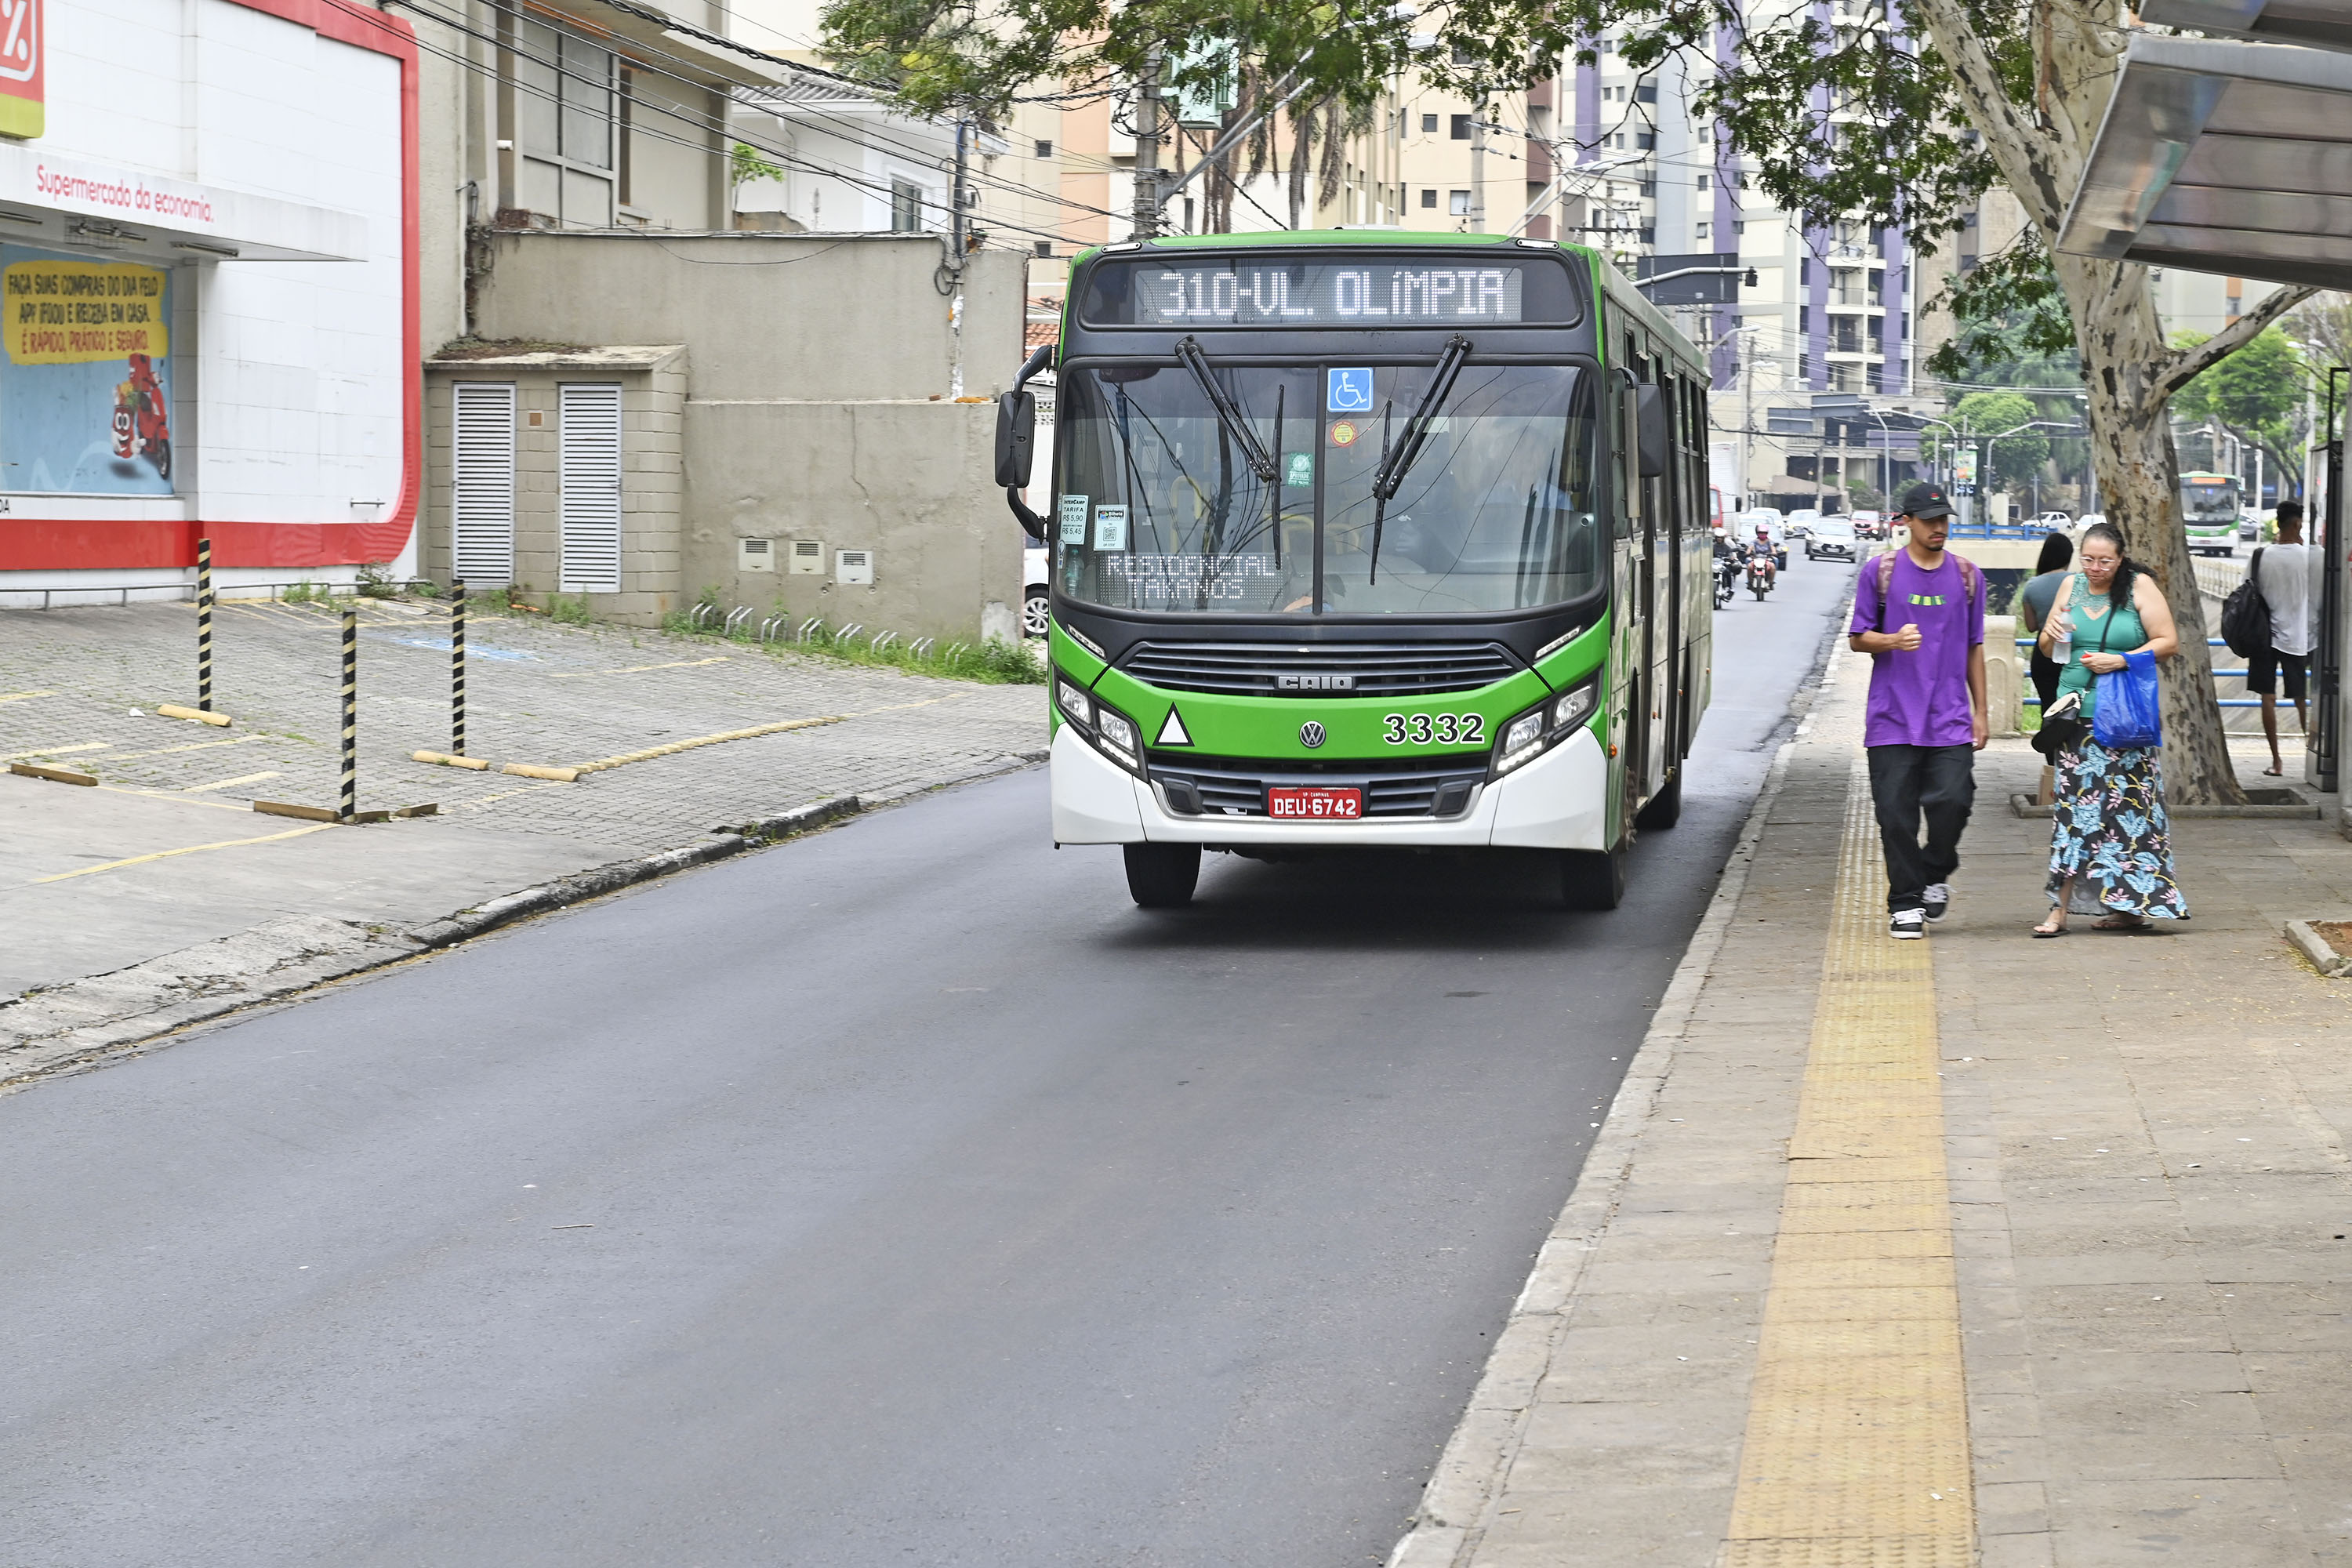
top-left (1614, 368), bottom-right (1646, 808)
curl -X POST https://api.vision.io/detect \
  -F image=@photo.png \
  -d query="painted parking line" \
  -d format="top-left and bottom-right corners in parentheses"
top-left (549, 656), bottom-right (730, 678)
top-left (0, 691), bottom-right (56, 704)
top-left (1719, 765), bottom-right (1973, 1566)
top-left (31, 823), bottom-right (336, 884)
top-left (183, 771), bottom-right (282, 793)
top-left (1, 742), bottom-right (110, 762)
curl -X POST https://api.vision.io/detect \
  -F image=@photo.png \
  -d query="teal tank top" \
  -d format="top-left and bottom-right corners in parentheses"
top-left (2055, 571), bottom-right (2147, 717)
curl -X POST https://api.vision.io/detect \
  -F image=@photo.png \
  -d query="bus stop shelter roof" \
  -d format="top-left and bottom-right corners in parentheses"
top-left (2140, 0), bottom-right (2352, 54)
top-left (2056, 31), bottom-right (2352, 290)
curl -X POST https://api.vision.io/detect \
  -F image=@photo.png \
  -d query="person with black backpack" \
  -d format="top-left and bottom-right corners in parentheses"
top-left (2248, 501), bottom-right (2314, 776)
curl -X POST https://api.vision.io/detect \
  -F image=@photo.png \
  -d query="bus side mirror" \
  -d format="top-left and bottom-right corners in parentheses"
top-left (995, 389), bottom-right (1036, 488)
top-left (1634, 384), bottom-right (1669, 479)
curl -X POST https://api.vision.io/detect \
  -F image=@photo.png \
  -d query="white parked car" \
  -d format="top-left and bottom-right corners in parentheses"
top-left (1023, 544), bottom-right (1049, 638)
top-left (2031, 510), bottom-right (2072, 530)
top-left (1784, 508), bottom-right (1822, 539)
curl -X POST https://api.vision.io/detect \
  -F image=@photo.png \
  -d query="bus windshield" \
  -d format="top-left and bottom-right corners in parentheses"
top-left (2182, 474), bottom-right (2240, 524)
top-left (1053, 358), bottom-right (1602, 615)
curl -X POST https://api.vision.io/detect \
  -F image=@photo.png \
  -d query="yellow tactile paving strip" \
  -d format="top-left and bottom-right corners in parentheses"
top-left (1719, 764), bottom-right (1974, 1568)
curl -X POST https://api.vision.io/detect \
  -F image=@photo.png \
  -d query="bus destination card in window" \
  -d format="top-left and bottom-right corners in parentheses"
top-left (1082, 256), bottom-right (1577, 327)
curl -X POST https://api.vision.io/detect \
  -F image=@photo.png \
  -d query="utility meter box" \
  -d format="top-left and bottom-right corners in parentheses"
top-left (836, 548), bottom-right (874, 586)
top-left (738, 537), bottom-right (775, 572)
top-left (787, 539), bottom-right (826, 575)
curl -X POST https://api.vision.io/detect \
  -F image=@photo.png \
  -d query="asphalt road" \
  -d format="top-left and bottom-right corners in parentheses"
top-left (0, 557), bottom-right (1857, 1568)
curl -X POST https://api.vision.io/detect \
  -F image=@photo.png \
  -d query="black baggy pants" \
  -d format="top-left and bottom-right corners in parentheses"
top-left (1867, 743), bottom-right (1976, 914)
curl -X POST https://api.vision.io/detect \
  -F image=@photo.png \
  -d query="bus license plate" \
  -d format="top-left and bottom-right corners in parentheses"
top-left (1269, 786), bottom-right (1362, 820)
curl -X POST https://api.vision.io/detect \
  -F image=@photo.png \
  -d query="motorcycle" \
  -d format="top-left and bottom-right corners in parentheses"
top-left (1747, 549), bottom-right (1777, 601)
top-left (1713, 546), bottom-right (1740, 608)
top-left (110, 353), bottom-right (171, 480)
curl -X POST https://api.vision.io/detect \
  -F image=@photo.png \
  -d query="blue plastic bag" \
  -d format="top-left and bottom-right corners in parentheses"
top-left (2093, 650), bottom-right (2162, 750)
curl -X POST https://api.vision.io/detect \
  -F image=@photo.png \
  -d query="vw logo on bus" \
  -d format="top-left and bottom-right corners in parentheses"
top-left (1300, 721), bottom-right (1327, 749)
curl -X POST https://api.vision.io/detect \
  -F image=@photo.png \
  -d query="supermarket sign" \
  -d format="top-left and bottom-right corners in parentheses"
top-left (0, 0), bottom-right (38, 142)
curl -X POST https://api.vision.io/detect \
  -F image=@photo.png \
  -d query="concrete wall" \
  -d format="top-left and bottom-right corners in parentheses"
top-left (424, 350), bottom-right (688, 622)
top-left (445, 234), bottom-right (1029, 639)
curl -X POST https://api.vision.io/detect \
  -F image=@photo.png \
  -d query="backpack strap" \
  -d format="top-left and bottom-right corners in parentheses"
top-left (1875, 551), bottom-right (1896, 630)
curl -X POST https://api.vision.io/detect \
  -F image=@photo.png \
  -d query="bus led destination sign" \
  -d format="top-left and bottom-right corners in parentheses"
top-left (1088, 258), bottom-right (1564, 327)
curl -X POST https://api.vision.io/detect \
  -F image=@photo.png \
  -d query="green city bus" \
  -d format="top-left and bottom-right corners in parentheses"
top-left (2181, 470), bottom-right (2243, 555)
top-left (993, 231), bottom-right (1715, 910)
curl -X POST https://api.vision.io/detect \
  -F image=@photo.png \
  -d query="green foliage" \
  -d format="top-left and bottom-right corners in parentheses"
top-left (548, 593), bottom-right (595, 625)
top-left (1918, 390), bottom-right (2047, 491)
top-left (280, 580), bottom-right (331, 606)
top-left (356, 561), bottom-right (397, 599)
top-left (1923, 236), bottom-right (2078, 383)
top-left (729, 142), bottom-right (786, 187)
top-left (2172, 326), bottom-right (2309, 495)
top-left (463, 584), bottom-right (514, 613)
top-left (405, 578), bottom-right (445, 599)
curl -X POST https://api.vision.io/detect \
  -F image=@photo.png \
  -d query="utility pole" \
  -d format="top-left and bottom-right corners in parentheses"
top-left (1469, 94), bottom-right (1486, 232)
top-left (950, 117), bottom-right (970, 257)
top-left (1131, 48), bottom-right (1164, 240)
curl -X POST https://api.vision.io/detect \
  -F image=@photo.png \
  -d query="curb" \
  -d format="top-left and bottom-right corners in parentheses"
top-left (1381, 651), bottom-right (1837, 1568)
top-left (2285, 919), bottom-right (2352, 977)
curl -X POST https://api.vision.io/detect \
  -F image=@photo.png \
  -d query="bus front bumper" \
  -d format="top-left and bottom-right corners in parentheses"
top-left (1050, 724), bottom-right (1612, 851)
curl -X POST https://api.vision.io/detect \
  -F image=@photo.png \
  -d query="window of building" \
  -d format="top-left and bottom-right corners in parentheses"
top-left (1799, 257), bottom-right (1810, 283)
top-left (1452, 43), bottom-right (1476, 64)
top-left (1034, 240), bottom-right (1054, 257)
top-left (1421, 112), bottom-right (1438, 132)
top-left (1696, 221), bottom-right (1710, 240)
top-left (1697, 173), bottom-right (1711, 189)
top-left (1421, 187), bottom-right (1438, 209)
top-left (1612, 133), bottom-right (1625, 149)
top-left (1448, 190), bottom-right (1472, 216)
top-left (514, 17), bottom-right (618, 227)
top-left (1635, 80), bottom-right (1657, 103)
top-left (1035, 139), bottom-right (1054, 158)
top-left (1799, 306), bottom-right (1810, 331)
top-left (1450, 114), bottom-right (1472, 140)
top-left (891, 179), bottom-right (923, 234)
top-left (1635, 132), bottom-right (1656, 150)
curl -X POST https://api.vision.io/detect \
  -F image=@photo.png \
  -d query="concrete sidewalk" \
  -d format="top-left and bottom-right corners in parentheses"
top-left (2, 601), bottom-right (1044, 1080)
top-left (1392, 645), bottom-right (2352, 1567)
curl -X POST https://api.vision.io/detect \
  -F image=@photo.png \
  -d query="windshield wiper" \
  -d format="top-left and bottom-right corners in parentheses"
top-left (1367, 335), bottom-right (1471, 585)
top-left (1176, 335), bottom-right (1282, 566)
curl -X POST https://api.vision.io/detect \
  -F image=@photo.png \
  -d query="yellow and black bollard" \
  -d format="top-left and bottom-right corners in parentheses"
top-left (197, 536), bottom-right (214, 712)
top-left (340, 606), bottom-right (358, 821)
top-left (451, 579), bottom-right (466, 756)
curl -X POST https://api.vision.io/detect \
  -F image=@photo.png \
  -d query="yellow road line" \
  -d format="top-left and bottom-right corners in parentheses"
top-left (1, 742), bottom-right (110, 762)
top-left (1720, 764), bottom-right (1974, 1567)
top-left (32, 823), bottom-right (336, 884)
top-left (183, 771), bottom-right (281, 793)
top-left (549, 656), bottom-right (731, 678)
top-left (107, 734), bottom-right (275, 762)
top-left (94, 786), bottom-right (254, 813)
top-left (0, 690), bottom-right (56, 704)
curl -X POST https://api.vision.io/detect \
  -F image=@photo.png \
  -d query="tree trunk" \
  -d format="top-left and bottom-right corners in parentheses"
top-left (2063, 249), bottom-right (2245, 802)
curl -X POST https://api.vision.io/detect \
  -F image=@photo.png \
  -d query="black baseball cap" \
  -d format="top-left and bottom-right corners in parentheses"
top-left (1895, 482), bottom-right (1954, 521)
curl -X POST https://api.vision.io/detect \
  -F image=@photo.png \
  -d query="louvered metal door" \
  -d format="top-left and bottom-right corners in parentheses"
top-left (451, 383), bottom-right (516, 585)
top-left (560, 383), bottom-right (623, 593)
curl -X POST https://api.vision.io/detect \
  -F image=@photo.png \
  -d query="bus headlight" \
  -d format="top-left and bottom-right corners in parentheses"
top-left (1095, 706), bottom-right (1142, 770)
top-left (1494, 710), bottom-right (1546, 775)
top-left (1056, 677), bottom-right (1094, 728)
top-left (1494, 674), bottom-right (1600, 778)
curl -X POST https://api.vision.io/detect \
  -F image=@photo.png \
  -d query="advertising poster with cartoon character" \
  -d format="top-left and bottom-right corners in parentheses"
top-left (2, 243), bottom-right (173, 495)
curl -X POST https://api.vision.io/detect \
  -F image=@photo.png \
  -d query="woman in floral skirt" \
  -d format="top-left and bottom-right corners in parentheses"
top-left (2032, 522), bottom-right (2187, 934)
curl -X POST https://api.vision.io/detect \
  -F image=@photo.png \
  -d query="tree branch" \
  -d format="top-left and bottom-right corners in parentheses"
top-left (1905, 0), bottom-right (2067, 229)
top-left (2145, 284), bottom-right (2318, 413)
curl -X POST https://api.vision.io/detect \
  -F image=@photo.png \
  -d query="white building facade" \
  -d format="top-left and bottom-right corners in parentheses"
top-left (0, 0), bottom-right (415, 601)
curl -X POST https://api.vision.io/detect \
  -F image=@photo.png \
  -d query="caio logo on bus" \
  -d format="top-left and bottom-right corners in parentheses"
top-left (0, 0), bottom-right (40, 141)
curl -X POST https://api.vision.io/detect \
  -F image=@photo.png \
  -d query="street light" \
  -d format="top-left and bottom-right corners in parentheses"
top-left (1981, 419), bottom-right (2073, 528)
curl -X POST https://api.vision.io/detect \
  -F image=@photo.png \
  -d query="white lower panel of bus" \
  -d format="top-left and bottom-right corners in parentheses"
top-left (1050, 724), bottom-right (1610, 851)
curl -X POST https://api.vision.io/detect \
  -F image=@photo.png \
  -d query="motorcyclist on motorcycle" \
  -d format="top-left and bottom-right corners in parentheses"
top-left (1751, 522), bottom-right (1779, 588)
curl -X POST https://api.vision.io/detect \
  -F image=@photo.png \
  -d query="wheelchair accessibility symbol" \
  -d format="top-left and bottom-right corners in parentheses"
top-left (1327, 368), bottom-right (1375, 413)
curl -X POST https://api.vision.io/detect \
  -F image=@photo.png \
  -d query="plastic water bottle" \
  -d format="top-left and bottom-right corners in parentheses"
top-left (2051, 604), bottom-right (2073, 664)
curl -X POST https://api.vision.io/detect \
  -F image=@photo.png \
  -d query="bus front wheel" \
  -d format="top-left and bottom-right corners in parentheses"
top-left (1559, 844), bottom-right (1626, 911)
top-left (1124, 843), bottom-right (1201, 908)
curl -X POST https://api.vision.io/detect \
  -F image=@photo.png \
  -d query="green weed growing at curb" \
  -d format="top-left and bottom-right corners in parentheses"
top-left (666, 612), bottom-right (1045, 685)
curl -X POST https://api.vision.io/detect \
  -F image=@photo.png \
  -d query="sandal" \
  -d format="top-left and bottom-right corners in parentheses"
top-left (2032, 913), bottom-right (2067, 937)
top-left (2093, 913), bottom-right (2147, 931)
top-left (2263, 765), bottom-right (2285, 777)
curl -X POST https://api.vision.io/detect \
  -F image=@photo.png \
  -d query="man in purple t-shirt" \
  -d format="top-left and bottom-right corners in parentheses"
top-left (1847, 482), bottom-right (1988, 939)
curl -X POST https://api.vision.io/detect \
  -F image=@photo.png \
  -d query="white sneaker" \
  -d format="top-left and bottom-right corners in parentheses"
top-left (1923, 884), bottom-right (1951, 921)
top-left (1890, 908), bottom-right (1926, 939)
